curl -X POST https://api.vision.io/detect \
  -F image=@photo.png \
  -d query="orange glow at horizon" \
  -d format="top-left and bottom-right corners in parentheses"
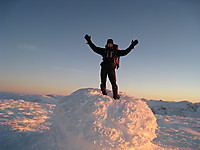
top-left (1, 84), bottom-right (199, 103)
top-left (0, 86), bottom-right (71, 96)
top-left (1, 76), bottom-right (199, 102)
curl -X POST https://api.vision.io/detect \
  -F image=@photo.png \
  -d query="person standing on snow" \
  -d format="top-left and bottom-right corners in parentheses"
top-left (84, 34), bottom-right (138, 99)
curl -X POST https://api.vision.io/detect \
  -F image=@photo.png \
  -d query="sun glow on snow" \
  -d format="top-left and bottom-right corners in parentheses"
top-left (0, 99), bottom-right (55, 132)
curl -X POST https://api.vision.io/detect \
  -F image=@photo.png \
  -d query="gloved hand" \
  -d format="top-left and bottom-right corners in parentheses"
top-left (132, 40), bottom-right (138, 46)
top-left (84, 34), bottom-right (91, 42)
top-left (129, 40), bottom-right (138, 49)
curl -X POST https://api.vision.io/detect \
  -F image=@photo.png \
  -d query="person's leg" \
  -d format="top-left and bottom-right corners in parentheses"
top-left (100, 67), bottom-right (108, 95)
top-left (108, 69), bottom-right (120, 99)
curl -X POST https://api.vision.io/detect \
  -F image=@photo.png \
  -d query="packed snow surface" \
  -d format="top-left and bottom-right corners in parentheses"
top-left (0, 88), bottom-right (199, 150)
top-left (54, 88), bottom-right (159, 149)
top-left (0, 99), bottom-right (55, 132)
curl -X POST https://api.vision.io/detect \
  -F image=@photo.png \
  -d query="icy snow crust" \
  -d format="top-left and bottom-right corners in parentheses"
top-left (55, 88), bottom-right (158, 149)
top-left (0, 99), bottom-right (55, 132)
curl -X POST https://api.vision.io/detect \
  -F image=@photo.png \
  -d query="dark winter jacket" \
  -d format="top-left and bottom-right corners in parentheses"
top-left (87, 40), bottom-right (135, 69)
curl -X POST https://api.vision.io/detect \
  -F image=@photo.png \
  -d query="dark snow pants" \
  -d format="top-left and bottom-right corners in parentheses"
top-left (100, 66), bottom-right (118, 97)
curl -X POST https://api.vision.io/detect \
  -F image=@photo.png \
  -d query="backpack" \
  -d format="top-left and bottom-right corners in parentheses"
top-left (113, 44), bottom-right (120, 69)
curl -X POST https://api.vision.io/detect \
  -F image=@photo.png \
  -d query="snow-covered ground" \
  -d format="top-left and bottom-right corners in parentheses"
top-left (0, 89), bottom-right (199, 150)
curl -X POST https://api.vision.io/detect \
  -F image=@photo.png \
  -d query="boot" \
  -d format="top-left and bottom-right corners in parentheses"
top-left (100, 84), bottom-right (107, 95)
top-left (113, 95), bottom-right (120, 99)
top-left (112, 86), bottom-right (120, 99)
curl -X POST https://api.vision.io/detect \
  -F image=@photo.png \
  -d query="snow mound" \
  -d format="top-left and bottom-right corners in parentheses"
top-left (54, 88), bottom-right (158, 149)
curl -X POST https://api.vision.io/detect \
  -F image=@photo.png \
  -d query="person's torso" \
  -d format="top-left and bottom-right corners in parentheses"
top-left (101, 48), bottom-right (118, 68)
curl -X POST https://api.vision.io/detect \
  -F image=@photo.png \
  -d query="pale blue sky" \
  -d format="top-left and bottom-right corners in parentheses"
top-left (0, 0), bottom-right (199, 102)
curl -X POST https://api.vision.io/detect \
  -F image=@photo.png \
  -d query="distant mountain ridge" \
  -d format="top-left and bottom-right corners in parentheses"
top-left (0, 92), bottom-right (61, 104)
top-left (142, 98), bottom-right (200, 118)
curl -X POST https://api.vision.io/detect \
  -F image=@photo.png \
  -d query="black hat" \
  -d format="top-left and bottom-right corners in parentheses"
top-left (107, 39), bottom-right (113, 44)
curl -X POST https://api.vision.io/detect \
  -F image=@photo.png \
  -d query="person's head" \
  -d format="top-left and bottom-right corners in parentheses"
top-left (106, 39), bottom-right (114, 48)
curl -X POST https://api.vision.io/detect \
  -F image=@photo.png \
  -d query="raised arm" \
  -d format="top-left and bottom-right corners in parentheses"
top-left (117, 40), bottom-right (139, 56)
top-left (84, 34), bottom-right (104, 55)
